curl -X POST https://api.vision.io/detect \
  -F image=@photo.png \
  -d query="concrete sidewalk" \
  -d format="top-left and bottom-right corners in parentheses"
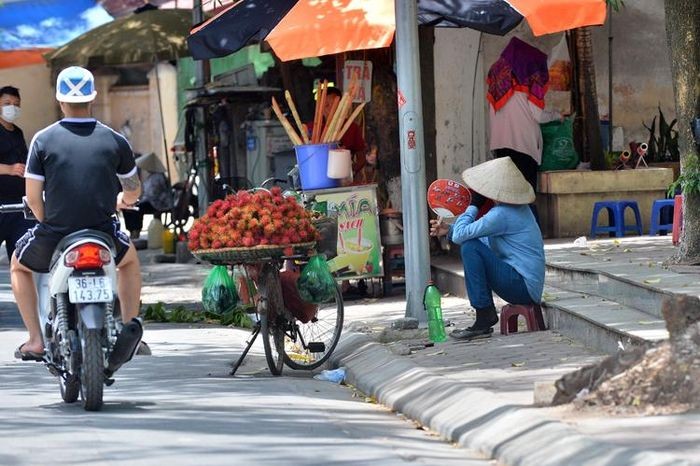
top-left (3, 239), bottom-right (699, 465)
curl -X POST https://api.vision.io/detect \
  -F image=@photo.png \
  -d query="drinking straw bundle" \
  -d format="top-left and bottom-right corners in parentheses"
top-left (271, 79), bottom-right (366, 146)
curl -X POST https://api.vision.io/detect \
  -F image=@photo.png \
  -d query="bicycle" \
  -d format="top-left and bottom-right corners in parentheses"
top-left (191, 179), bottom-right (343, 376)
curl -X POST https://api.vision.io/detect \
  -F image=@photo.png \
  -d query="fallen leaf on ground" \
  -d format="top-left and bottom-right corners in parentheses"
top-left (511, 362), bottom-right (526, 367)
top-left (623, 248), bottom-right (631, 252)
top-left (644, 278), bottom-right (661, 284)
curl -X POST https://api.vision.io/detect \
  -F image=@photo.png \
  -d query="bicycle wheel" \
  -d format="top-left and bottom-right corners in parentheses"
top-left (258, 264), bottom-right (285, 376)
top-left (283, 284), bottom-right (344, 370)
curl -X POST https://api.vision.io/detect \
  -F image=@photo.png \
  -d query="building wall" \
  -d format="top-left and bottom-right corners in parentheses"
top-left (0, 63), bottom-right (57, 144)
top-left (435, 0), bottom-right (674, 177)
top-left (92, 63), bottom-right (178, 177)
top-left (433, 28), bottom-right (487, 181)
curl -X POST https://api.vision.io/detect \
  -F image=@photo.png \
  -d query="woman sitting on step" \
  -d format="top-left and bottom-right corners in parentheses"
top-left (430, 157), bottom-right (545, 340)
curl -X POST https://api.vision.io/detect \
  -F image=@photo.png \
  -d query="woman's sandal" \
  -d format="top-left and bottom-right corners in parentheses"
top-left (450, 327), bottom-right (494, 341)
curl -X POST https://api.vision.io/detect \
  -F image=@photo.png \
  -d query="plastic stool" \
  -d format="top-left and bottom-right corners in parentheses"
top-left (672, 195), bottom-right (683, 246)
top-left (649, 199), bottom-right (675, 235)
top-left (499, 304), bottom-right (546, 336)
top-left (590, 200), bottom-right (643, 238)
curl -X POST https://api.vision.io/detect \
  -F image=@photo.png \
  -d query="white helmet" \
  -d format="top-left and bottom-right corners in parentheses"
top-left (56, 66), bottom-right (97, 103)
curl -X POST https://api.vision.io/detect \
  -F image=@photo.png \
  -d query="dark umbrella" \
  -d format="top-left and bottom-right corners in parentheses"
top-left (187, 0), bottom-right (298, 61)
top-left (417, 0), bottom-right (523, 35)
top-left (45, 8), bottom-right (192, 67)
top-left (188, 0), bottom-right (522, 60)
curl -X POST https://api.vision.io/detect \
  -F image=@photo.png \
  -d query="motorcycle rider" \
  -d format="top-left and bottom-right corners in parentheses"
top-left (11, 66), bottom-right (142, 361)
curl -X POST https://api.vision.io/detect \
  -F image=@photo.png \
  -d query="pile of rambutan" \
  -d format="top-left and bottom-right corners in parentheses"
top-left (188, 187), bottom-right (320, 251)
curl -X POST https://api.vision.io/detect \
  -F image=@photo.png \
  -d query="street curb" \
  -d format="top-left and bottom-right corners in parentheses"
top-left (329, 332), bottom-right (691, 466)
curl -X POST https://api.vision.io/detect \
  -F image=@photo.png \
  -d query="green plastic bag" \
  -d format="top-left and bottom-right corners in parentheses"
top-left (202, 266), bottom-right (238, 315)
top-left (297, 255), bottom-right (336, 304)
top-left (539, 118), bottom-right (579, 171)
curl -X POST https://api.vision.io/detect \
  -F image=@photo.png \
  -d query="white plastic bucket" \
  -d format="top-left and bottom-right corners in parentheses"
top-left (326, 149), bottom-right (352, 179)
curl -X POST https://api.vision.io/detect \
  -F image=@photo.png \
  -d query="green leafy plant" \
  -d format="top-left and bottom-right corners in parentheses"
top-left (668, 156), bottom-right (700, 197)
top-left (607, 0), bottom-right (625, 12)
top-left (643, 106), bottom-right (680, 162)
top-left (142, 301), bottom-right (253, 328)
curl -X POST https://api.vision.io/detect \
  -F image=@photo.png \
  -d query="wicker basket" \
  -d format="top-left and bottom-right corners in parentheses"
top-left (191, 242), bottom-right (316, 265)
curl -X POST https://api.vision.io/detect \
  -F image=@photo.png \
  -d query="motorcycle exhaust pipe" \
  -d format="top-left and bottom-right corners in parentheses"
top-left (105, 318), bottom-right (143, 377)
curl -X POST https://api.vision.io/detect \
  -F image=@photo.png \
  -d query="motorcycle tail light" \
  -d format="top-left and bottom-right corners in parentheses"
top-left (64, 243), bottom-right (111, 269)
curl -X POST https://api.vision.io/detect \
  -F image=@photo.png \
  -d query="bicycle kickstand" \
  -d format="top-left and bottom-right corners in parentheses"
top-left (230, 323), bottom-right (260, 376)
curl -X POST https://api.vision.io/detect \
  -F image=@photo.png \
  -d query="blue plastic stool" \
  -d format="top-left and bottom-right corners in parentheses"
top-left (649, 199), bottom-right (675, 235)
top-left (590, 200), bottom-right (643, 238)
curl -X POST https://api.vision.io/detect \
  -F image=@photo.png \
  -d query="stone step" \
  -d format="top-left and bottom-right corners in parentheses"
top-left (432, 257), bottom-right (669, 355)
top-left (542, 284), bottom-right (668, 355)
top-left (546, 263), bottom-right (676, 319)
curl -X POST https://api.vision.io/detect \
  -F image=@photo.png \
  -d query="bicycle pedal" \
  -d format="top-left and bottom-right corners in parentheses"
top-left (307, 342), bottom-right (326, 353)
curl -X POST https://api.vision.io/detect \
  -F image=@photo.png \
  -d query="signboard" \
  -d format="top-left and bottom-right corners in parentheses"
top-left (343, 60), bottom-right (372, 103)
top-left (315, 185), bottom-right (383, 279)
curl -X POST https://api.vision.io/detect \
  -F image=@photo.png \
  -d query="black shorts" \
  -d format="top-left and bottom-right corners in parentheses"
top-left (0, 211), bottom-right (37, 261)
top-left (15, 219), bottom-right (130, 273)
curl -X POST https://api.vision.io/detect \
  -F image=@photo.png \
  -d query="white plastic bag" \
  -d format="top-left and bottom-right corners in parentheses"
top-left (548, 35), bottom-right (571, 92)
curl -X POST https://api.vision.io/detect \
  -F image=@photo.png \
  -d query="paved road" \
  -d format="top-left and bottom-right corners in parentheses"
top-left (0, 325), bottom-right (492, 466)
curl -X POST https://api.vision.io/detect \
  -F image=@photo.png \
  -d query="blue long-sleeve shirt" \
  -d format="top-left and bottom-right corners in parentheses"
top-left (448, 204), bottom-right (544, 302)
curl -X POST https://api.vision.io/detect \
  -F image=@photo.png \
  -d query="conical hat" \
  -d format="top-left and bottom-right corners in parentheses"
top-left (461, 157), bottom-right (535, 205)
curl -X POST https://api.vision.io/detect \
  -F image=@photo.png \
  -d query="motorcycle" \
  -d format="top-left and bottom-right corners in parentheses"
top-left (0, 199), bottom-right (142, 411)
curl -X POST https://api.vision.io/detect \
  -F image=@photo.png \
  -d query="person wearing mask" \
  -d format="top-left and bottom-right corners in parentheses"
top-left (430, 157), bottom-right (545, 341)
top-left (11, 67), bottom-right (143, 361)
top-left (0, 86), bottom-right (36, 261)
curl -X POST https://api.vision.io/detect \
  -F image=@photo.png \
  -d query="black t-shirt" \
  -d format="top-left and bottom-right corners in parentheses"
top-left (26, 119), bottom-right (136, 235)
top-left (0, 124), bottom-right (27, 202)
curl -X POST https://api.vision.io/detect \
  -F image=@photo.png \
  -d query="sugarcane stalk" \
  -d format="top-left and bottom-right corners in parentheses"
top-left (336, 102), bottom-right (366, 142)
top-left (285, 90), bottom-right (309, 144)
top-left (271, 96), bottom-right (302, 146)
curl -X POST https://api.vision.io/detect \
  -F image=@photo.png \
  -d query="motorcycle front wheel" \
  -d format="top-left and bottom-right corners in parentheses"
top-left (80, 326), bottom-right (104, 411)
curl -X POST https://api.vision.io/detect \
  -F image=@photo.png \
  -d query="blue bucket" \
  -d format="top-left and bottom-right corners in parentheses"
top-left (295, 143), bottom-right (340, 191)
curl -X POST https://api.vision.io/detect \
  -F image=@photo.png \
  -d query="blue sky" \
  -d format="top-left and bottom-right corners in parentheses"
top-left (0, 0), bottom-right (113, 50)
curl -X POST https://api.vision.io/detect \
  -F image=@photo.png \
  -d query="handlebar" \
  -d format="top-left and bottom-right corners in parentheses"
top-left (0, 203), bottom-right (24, 214)
top-left (0, 197), bottom-right (36, 220)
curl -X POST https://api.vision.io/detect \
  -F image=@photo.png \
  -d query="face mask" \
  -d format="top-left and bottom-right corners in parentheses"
top-left (1, 105), bottom-right (20, 123)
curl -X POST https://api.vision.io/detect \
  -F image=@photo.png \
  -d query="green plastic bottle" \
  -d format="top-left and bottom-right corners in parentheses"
top-left (424, 281), bottom-right (448, 343)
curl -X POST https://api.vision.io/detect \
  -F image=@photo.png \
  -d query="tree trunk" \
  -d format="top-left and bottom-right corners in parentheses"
top-left (664, 0), bottom-right (700, 263)
top-left (571, 27), bottom-right (605, 170)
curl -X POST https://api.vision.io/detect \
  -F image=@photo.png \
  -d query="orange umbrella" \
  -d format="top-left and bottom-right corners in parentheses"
top-left (506, 0), bottom-right (607, 36)
top-left (266, 0), bottom-right (396, 62)
top-left (264, 0), bottom-right (606, 62)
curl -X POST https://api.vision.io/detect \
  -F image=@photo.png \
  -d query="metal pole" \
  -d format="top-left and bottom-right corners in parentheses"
top-left (395, 0), bottom-right (431, 322)
top-left (608, 3), bottom-right (613, 153)
top-left (153, 60), bottom-right (173, 184)
top-left (193, 1), bottom-right (210, 214)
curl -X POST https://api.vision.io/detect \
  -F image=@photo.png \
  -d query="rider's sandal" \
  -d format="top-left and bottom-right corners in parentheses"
top-left (14, 345), bottom-right (45, 362)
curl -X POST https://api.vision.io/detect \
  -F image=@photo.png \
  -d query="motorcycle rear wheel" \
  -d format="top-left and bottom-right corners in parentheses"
top-left (80, 327), bottom-right (104, 411)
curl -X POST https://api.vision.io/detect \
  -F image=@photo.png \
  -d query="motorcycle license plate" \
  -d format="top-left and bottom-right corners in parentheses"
top-left (67, 276), bottom-right (113, 303)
